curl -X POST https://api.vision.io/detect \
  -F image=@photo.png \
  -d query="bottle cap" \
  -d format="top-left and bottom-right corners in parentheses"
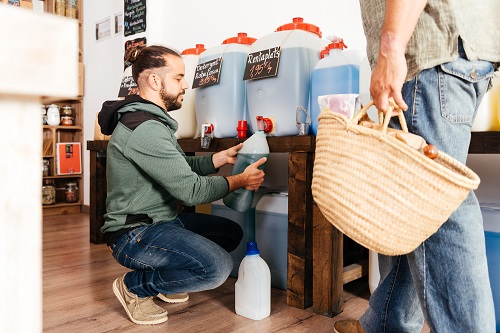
top-left (222, 33), bottom-right (256, 45)
top-left (181, 44), bottom-right (206, 55)
top-left (246, 241), bottom-right (260, 255)
top-left (275, 17), bottom-right (322, 38)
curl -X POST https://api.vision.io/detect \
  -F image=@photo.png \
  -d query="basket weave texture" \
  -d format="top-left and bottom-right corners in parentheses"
top-left (312, 102), bottom-right (480, 255)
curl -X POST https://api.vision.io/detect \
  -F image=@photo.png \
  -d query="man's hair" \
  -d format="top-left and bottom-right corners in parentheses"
top-left (124, 45), bottom-right (181, 84)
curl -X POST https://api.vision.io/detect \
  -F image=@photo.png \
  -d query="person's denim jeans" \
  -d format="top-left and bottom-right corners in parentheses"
top-left (360, 46), bottom-right (496, 332)
top-left (110, 213), bottom-right (243, 298)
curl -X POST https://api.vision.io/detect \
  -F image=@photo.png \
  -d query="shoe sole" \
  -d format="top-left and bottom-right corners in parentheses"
top-left (113, 278), bottom-right (168, 325)
top-left (157, 293), bottom-right (189, 303)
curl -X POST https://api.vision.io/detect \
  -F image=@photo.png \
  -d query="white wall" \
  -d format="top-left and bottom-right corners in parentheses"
top-left (82, 0), bottom-right (367, 205)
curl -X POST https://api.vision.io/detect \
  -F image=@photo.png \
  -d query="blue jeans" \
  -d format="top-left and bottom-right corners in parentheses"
top-left (110, 213), bottom-right (242, 298)
top-left (360, 47), bottom-right (496, 332)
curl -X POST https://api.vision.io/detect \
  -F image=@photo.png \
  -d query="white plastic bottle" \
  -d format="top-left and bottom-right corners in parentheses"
top-left (223, 117), bottom-right (269, 212)
top-left (235, 241), bottom-right (271, 320)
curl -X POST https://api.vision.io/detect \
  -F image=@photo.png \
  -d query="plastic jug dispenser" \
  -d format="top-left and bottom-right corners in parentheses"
top-left (223, 117), bottom-right (269, 212)
top-left (310, 38), bottom-right (361, 135)
top-left (195, 33), bottom-right (256, 138)
top-left (235, 241), bottom-right (271, 320)
top-left (247, 17), bottom-right (328, 136)
top-left (170, 44), bottom-right (205, 139)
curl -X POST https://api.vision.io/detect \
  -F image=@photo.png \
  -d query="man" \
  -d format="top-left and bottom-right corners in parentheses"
top-left (335, 1), bottom-right (500, 332)
top-left (98, 45), bottom-right (266, 325)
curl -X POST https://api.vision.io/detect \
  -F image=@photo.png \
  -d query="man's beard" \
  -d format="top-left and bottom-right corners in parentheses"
top-left (160, 83), bottom-right (183, 111)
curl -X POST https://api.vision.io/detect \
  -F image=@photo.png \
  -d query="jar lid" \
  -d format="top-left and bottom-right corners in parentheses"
top-left (66, 182), bottom-right (77, 186)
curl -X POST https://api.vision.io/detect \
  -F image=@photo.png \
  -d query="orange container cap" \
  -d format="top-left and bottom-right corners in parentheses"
top-left (222, 32), bottom-right (257, 45)
top-left (275, 17), bottom-right (322, 38)
top-left (327, 39), bottom-right (348, 50)
top-left (181, 44), bottom-right (206, 55)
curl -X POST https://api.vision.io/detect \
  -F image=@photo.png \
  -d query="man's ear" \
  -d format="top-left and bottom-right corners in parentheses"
top-left (147, 73), bottom-right (162, 91)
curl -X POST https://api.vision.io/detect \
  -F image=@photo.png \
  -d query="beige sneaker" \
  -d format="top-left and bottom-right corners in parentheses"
top-left (334, 320), bottom-right (366, 333)
top-left (113, 275), bottom-right (168, 325)
top-left (157, 292), bottom-right (189, 303)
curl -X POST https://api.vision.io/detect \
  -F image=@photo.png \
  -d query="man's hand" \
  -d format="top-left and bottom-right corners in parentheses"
top-left (212, 143), bottom-right (243, 169)
top-left (226, 157), bottom-right (267, 191)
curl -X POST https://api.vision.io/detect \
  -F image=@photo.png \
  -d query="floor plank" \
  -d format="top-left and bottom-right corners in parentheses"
top-left (42, 213), bottom-right (426, 332)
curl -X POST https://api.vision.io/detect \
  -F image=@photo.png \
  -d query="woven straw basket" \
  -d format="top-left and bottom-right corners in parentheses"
top-left (312, 100), bottom-right (480, 255)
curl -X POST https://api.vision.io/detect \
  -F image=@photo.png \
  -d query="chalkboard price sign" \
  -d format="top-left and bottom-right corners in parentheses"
top-left (243, 47), bottom-right (281, 80)
top-left (124, 0), bottom-right (147, 37)
top-left (192, 58), bottom-right (223, 89)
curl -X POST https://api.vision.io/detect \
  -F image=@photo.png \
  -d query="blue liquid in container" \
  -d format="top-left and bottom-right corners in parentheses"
top-left (223, 152), bottom-right (269, 212)
top-left (310, 64), bottom-right (359, 135)
top-left (195, 51), bottom-right (251, 138)
top-left (247, 47), bottom-right (317, 136)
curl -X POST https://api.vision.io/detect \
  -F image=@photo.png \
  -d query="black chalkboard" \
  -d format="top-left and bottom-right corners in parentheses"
top-left (243, 47), bottom-right (281, 80)
top-left (192, 58), bottom-right (223, 89)
top-left (124, 0), bottom-right (147, 37)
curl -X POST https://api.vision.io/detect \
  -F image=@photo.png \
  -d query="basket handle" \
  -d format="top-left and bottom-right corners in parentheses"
top-left (352, 98), bottom-right (408, 134)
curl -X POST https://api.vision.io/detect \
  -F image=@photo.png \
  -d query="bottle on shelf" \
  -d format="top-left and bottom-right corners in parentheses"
top-left (223, 117), bottom-right (269, 212)
top-left (235, 241), bottom-right (271, 320)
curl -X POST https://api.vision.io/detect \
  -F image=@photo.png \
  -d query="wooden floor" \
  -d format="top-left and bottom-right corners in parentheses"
top-left (42, 213), bottom-right (424, 332)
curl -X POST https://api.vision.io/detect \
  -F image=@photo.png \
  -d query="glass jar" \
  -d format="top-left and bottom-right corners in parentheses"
top-left (42, 159), bottom-right (50, 177)
top-left (65, 0), bottom-right (77, 19)
top-left (55, 0), bottom-right (65, 16)
top-left (65, 182), bottom-right (79, 203)
top-left (41, 105), bottom-right (47, 125)
top-left (61, 105), bottom-right (73, 117)
top-left (46, 104), bottom-right (60, 126)
top-left (61, 116), bottom-right (73, 126)
top-left (42, 179), bottom-right (56, 205)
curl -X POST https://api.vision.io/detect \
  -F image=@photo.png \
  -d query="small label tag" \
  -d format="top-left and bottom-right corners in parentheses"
top-left (243, 47), bottom-right (281, 80)
top-left (192, 58), bottom-right (223, 88)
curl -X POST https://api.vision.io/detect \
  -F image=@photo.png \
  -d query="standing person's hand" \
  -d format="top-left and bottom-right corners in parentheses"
top-left (370, 41), bottom-right (408, 114)
top-left (212, 143), bottom-right (243, 168)
top-left (369, 0), bottom-right (427, 113)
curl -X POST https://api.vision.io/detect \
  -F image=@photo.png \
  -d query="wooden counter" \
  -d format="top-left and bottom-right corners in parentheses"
top-left (87, 131), bottom-right (499, 316)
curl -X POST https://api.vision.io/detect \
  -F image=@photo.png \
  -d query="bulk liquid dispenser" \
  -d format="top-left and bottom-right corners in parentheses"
top-left (170, 44), bottom-right (206, 139)
top-left (310, 38), bottom-right (362, 135)
top-left (246, 17), bottom-right (328, 136)
top-left (223, 116), bottom-right (269, 212)
top-left (195, 33), bottom-right (256, 138)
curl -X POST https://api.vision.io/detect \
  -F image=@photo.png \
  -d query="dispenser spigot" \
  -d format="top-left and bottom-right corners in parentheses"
top-left (256, 116), bottom-right (274, 134)
top-left (201, 123), bottom-right (214, 149)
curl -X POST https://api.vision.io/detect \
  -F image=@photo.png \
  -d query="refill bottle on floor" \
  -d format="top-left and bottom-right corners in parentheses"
top-left (235, 241), bottom-right (271, 320)
top-left (223, 117), bottom-right (269, 212)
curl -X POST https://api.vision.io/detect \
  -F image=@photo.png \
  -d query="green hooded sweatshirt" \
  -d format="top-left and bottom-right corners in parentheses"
top-left (98, 95), bottom-right (229, 233)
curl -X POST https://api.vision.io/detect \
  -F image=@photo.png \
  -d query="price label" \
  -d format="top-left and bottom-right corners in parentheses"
top-left (243, 47), bottom-right (281, 80)
top-left (192, 58), bottom-right (223, 89)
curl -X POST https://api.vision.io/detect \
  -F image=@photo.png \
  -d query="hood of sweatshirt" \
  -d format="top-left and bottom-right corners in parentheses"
top-left (98, 94), bottom-right (178, 135)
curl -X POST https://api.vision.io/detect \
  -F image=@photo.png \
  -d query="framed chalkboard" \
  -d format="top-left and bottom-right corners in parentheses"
top-left (124, 0), bottom-right (146, 37)
top-left (192, 58), bottom-right (223, 89)
top-left (243, 47), bottom-right (281, 80)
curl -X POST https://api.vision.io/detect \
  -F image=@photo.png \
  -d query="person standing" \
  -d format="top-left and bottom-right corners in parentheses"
top-left (334, 1), bottom-right (500, 332)
top-left (98, 45), bottom-right (267, 325)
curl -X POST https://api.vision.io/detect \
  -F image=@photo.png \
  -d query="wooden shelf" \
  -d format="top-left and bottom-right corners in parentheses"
top-left (42, 0), bottom-right (84, 216)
